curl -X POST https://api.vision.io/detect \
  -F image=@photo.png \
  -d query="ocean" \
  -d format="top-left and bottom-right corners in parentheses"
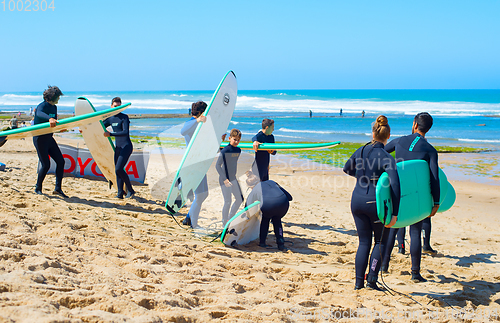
top-left (1, 90), bottom-right (500, 149)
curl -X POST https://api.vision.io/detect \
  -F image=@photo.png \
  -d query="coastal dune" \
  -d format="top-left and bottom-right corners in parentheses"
top-left (0, 137), bottom-right (500, 322)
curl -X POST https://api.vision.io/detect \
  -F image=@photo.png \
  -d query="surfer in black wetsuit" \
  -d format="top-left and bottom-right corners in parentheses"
top-left (252, 119), bottom-right (276, 182)
top-left (33, 86), bottom-right (68, 198)
top-left (103, 97), bottom-right (135, 199)
top-left (245, 172), bottom-right (292, 251)
top-left (381, 112), bottom-right (439, 283)
top-left (343, 115), bottom-right (400, 291)
top-left (216, 129), bottom-right (244, 226)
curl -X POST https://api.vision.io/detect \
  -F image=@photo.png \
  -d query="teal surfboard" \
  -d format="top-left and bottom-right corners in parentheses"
top-left (376, 160), bottom-right (453, 228)
top-left (0, 103), bottom-right (130, 145)
top-left (165, 71), bottom-right (237, 215)
top-left (221, 201), bottom-right (261, 247)
top-left (438, 181), bottom-right (456, 213)
top-left (220, 141), bottom-right (341, 151)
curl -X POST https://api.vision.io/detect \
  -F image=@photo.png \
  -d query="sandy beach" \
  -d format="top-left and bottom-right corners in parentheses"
top-left (1, 136), bottom-right (500, 322)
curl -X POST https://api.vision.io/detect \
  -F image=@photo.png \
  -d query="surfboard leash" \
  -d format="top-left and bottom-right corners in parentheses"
top-left (377, 226), bottom-right (432, 310)
top-left (209, 231), bottom-right (223, 243)
top-left (165, 209), bottom-right (188, 230)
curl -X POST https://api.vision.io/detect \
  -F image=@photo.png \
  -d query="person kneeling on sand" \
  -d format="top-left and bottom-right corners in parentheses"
top-left (245, 171), bottom-right (292, 251)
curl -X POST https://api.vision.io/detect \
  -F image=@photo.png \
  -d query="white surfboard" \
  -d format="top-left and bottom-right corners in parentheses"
top-left (74, 97), bottom-right (116, 186)
top-left (221, 201), bottom-right (261, 247)
top-left (165, 71), bottom-right (237, 215)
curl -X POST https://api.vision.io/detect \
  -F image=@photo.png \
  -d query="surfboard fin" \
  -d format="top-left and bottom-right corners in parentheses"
top-left (175, 177), bottom-right (182, 190)
top-left (187, 189), bottom-right (194, 202)
top-left (174, 195), bottom-right (183, 208)
top-left (0, 137), bottom-right (7, 148)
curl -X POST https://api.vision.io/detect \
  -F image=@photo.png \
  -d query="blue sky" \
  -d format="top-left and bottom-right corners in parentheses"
top-left (1, 0), bottom-right (499, 91)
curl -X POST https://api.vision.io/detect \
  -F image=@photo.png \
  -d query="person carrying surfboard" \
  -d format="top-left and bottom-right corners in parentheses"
top-left (180, 101), bottom-right (209, 228)
top-left (343, 115), bottom-right (400, 291)
top-left (33, 85), bottom-right (68, 198)
top-left (252, 119), bottom-right (276, 182)
top-left (381, 112), bottom-right (439, 283)
top-left (245, 172), bottom-right (292, 251)
top-left (216, 128), bottom-right (244, 226)
top-left (103, 97), bottom-right (136, 199)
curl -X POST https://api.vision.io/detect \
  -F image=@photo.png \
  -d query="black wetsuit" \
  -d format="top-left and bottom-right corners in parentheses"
top-left (381, 133), bottom-right (440, 272)
top-left (103, 113), bottom-right (134, 196)
top-left (252, 131), bottom-right (276, 181)
top-left (343, 142), bottom-right (401, 287)
top-left (216, 144), bottom-right (243, 224)
top-left (33, 101), bottom-right (65, 191)
top-left (246, 180), bottom-right (292, 245)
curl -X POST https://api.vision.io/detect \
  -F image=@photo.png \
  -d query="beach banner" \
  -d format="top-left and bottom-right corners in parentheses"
top-left (39, 144), bottom-right (150, 184)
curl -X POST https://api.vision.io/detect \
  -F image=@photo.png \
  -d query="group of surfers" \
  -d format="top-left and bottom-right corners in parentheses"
top-left (26, 86), bottom-right (441, 290)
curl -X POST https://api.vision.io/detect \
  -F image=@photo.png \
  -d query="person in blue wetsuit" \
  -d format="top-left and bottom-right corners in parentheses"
top-left (103, 97), bottom-right (135, 199)
top-left (343, 115), bottom-right (400, 291)
top-left (252, 119), bottom-right (276, 182)
top-left (216, 128), bottom-right (243, 226)
top-left (245, 172), bottom-right (292, 251)
top-left (180, 101), bottom-right (208, 228)
top-left (381, 112), bottom-right (439, 283)
top-left (33, 86), bottom-right (68, 198)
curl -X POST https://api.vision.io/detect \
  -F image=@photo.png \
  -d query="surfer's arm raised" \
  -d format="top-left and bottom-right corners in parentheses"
top-left (180, 117), bottom-right (198, 137)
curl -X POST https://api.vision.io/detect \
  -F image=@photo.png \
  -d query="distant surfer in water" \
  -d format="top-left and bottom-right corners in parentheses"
top-left (252, 119), bottom-right (276, 182)
top-left (216, 128), bottom-right (243, 226)
top-left (245, 172), bottom-right (292, 251)
top-left (343, 115), bottom-right (400, 291)
top-left (103, 97), bottom-right (135, 199)
top-left (180, 101), bottom-right (209, 228)
top-left (381, 112), bottom-right (439, 283)
top-left (33, 85), bottom-right (68, 198)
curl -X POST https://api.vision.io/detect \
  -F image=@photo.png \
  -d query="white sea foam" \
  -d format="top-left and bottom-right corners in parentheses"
top-left (279, 127), bottom-right (365, 136)
top-left (230, 121), bottom-right (259, 126)
top-left (236, 95), bottom-right (500, 116)
top-left (458, 138), bottom-right (500, 143)
top-left (0, 94), bottom-right (40, 106)
top-left (2, 92), bottom-right (500, 117)
top-left (275, 133), bottom-right (303, 139)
